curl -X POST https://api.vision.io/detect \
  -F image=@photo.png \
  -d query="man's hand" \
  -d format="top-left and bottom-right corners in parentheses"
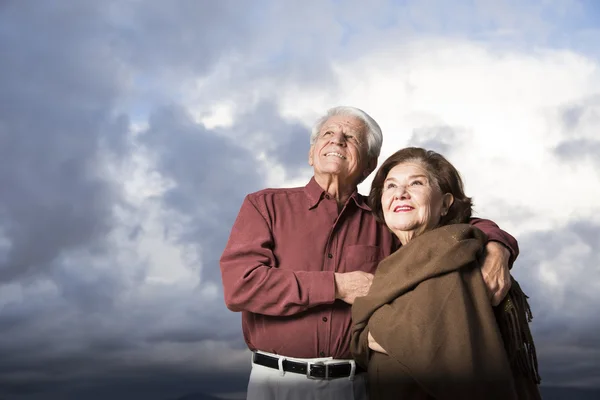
top-left (368, 331), bottom-right (387, 354)
top-left (480, 241), bottom-right (512, 306)
top-left (334, 271), bottom-right (374, 304)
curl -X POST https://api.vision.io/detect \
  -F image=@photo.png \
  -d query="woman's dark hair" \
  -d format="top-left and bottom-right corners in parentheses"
top-left (369, 147), bottom-right (473, 226)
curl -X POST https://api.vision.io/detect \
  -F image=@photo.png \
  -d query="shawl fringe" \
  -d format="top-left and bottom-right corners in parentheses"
top-left (495, 277), bottom-right (541, 385)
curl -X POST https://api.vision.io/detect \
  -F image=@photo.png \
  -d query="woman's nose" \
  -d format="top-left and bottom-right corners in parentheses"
top-left (394, 186), bottom-right (410, 199)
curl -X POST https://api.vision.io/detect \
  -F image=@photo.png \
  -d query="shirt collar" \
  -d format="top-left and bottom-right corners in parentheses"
top-left (304, 177), bottom-right (372, 212)
top-left (351, 190), bottom-right (372, 212)
top-left (304, 177), bottom-right (326, 209)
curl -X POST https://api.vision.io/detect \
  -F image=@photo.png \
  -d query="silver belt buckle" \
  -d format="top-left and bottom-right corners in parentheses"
top-left (306, 361), bottom-right (328, 380)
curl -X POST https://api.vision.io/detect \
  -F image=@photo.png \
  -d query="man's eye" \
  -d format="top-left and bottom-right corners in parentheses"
top-left (322, 131), bottom-right (332, 136)
top-left (345, 134), bottom-right (354, 140)
top-left (410, 180), bottom-right (423, 186)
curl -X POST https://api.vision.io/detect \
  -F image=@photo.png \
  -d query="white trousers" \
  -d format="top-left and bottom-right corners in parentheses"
top-left (246, 351), bottom-right (368, 400)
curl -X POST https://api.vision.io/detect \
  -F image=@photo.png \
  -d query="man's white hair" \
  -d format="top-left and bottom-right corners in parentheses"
top-left (310, 106), bottom-right (383, 160)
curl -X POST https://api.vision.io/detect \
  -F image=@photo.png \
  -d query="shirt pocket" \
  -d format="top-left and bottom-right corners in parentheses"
top-left (342, 245), bottom-right (383, 274)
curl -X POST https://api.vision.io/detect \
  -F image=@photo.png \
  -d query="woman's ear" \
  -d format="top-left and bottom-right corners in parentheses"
top-left (441, 193), bottom-right (454, 216)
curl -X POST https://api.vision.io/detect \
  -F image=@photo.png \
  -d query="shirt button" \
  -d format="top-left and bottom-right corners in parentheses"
top-left (327, 253), bottom-right (333, 259)
top-left (324, 194), bottom-right (330, 199)
top-left (320, 351), bottom-right (325, 357)
top-left (322, 317), bottom-right (328, 322)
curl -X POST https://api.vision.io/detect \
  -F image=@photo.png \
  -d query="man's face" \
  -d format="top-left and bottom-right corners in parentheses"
top-left (308, 115), bottom-right (371, 185)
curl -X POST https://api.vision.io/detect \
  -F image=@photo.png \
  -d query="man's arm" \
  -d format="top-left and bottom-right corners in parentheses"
top-left (469, 217), bottom-right (519, 264)
top-left (470, 217), bottom-right (519, 306)
top-left (334, 271), bottom-right (374, 304)
top-left (220, 195), bottom-right (336, 316)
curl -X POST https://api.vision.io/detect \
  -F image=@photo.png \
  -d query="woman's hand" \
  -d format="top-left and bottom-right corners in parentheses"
top-left (368, 331), bottom-right (388, 354)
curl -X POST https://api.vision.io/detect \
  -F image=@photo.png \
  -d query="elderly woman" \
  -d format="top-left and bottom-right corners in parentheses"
top-left (351, 148), bottom-right (541, 400)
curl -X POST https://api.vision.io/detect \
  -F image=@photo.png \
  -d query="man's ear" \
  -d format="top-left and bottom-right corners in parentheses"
top-left (364, 157), bottom-right (378, 177)
top-left (308, 145), bottom-right (314, 166)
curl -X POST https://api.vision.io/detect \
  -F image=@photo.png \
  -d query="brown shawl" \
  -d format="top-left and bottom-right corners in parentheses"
top-left (350, 224), bottom-right (540, 400)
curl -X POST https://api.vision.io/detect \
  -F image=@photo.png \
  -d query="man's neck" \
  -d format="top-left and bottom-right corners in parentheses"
top-left (314, 174), bottom-right (358, 207)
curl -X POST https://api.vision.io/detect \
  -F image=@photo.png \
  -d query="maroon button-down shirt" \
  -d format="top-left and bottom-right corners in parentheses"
top-left (220, 177), bottom-right (519, 359)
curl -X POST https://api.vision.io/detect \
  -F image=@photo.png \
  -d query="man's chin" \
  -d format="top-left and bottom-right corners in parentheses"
top-left (316, 167), bottom-right (343, 176)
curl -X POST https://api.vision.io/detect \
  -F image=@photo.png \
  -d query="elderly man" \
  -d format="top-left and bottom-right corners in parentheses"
top-left (220, 106), bottom-right (518, 400)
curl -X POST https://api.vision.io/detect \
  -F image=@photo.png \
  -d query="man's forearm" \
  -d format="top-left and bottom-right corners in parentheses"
top-left (470, 217), bottom-right (519, 265)
top-left (221, 263), bottom-right (336, 315)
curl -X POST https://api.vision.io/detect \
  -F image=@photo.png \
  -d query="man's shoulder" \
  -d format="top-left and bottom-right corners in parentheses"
top-left (246, 185), bottom-right (306, 203)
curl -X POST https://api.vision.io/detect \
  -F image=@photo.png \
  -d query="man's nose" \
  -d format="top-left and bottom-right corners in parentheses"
top-left (329, 131), bottom-right (346, 146)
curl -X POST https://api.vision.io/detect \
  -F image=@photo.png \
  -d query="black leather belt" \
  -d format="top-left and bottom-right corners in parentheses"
top-left (252, 352), bottom-right (364, 379)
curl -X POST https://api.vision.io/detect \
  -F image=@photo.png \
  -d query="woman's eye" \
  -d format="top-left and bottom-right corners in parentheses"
top-left (323, 131), bottom-right (332, 136)
top-left (410, 180), bottom-right (423, 186)
top-left (345, 134), bottom-right (354, 140)
top-left (386, 183), bottom-right (396, 189)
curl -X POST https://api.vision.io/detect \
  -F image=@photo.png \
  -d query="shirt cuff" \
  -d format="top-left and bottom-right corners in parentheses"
top-left (297, 270), bottom-right (337, 305)
top-left (486, 238), bottom-right (516, 267)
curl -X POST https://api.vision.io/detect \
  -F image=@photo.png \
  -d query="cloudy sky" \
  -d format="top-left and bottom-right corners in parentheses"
top-left (1, 0), bottom-right (599, 399)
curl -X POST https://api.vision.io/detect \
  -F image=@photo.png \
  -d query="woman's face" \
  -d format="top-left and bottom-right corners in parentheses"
top-left (381, 161), bottom-right (453, 244)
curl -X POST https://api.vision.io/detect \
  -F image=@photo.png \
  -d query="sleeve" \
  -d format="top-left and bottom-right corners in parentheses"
top-left (219, 195), bottom-right (336, 316)
top-left (367, 269), bottom-right (518, 400)
top-left (469, 217), bottom-right (520, 266)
